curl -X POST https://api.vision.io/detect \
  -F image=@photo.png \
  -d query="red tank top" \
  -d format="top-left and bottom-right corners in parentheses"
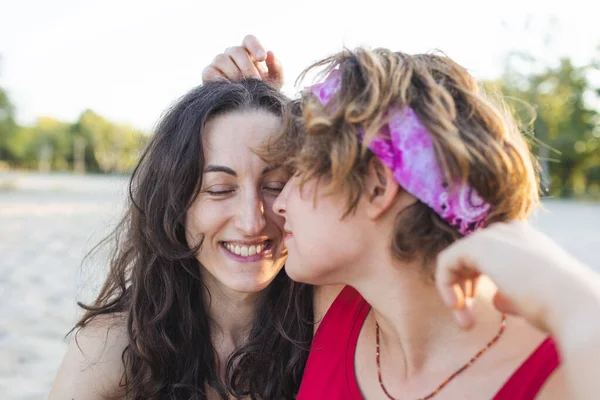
top-left (297, 286), bottom-right (560, 399)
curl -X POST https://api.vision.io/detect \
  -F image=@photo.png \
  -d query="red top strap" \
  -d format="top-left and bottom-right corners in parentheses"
top-left (297, 285), bottom-right (369, 399)
top-left (493, 337), bottom-right (560, 399)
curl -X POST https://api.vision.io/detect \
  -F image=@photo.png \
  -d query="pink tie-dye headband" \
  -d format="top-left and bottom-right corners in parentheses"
top-left (310, 68), bottom-right (491, 236)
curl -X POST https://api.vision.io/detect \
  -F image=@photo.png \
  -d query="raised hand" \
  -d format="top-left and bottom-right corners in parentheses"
top-left (202, 35), bottom-right (284, 89)
top-left (435, 220), bottom-right (598, 333)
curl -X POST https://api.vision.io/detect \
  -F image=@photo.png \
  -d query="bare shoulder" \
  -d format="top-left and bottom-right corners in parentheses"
top-left (49, 314), bottom-right (129, 400)
top-left (313, 284), bottom-right (345, 333)
top-left (499, 316), bottom-right (567, 400)
top-left (535, 365), bottom-right (568, 399)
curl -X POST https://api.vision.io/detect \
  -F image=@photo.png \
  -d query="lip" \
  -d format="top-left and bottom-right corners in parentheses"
top-left (283, 231), bottom-right (293, 241)
top-left (220, 240), bottom-right (274, 263)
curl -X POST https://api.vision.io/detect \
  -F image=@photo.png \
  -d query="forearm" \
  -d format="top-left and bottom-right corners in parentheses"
top-left (551, 266), bottom-right (600, 399)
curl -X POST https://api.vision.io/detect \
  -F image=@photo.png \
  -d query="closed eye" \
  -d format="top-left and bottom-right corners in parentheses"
top-left (264, 183), bottom-right (285, 193)
top-left (202, 185), bottom-right (236, 196)
top-left (206, 190), bottom-right (235, 196)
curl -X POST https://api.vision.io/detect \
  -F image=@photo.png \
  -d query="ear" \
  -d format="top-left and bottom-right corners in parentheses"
top-left (365, 157), bottom-right (399, 220)
top-left (365, 157), bottom-right (417, 220)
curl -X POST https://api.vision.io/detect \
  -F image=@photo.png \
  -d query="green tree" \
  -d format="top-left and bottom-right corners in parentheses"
top-left (0, 78), bottom-right (18, 163)
top-left (72, 109), bottom-right (147, 173)
top-left (1, 55), bottom-right (148, 172)
top-left (34, 117), bottom-right (74, 171)
top-left (499, 53), bottom-right (600, 197)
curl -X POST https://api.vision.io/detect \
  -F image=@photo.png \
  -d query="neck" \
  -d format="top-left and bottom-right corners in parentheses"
top-left (350, 253), bottom-right (503, 379)
top-left (201, 270), bottom-right (264, 349)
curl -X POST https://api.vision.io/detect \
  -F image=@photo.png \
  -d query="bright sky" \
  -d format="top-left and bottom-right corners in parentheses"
top-left (1, 0), bottom-right (598, 131)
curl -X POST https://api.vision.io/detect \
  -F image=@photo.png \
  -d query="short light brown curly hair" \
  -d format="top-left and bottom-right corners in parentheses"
top-left (268, 48), bottom-right (539, 275)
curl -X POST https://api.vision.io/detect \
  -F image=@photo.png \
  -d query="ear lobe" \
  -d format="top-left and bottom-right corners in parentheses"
top-left (365, 158), bottom-right (399, 220)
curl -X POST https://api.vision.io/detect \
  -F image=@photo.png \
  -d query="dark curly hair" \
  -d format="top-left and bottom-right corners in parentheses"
top-left (73, 80), bottom-right (313, 399)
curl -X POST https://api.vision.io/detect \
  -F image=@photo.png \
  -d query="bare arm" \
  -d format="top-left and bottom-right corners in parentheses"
top-left (548, 268), bottom-right (600, 400)
top-left (49, 316), bottom-right (128, 400)
top-left (435, 221), bottom-right (600, 400)
top-left (534, 274), bottom-right (600, 400)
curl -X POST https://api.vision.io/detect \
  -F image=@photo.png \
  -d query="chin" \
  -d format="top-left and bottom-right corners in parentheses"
top-left (283, 260), bottom-right (309, 284)
top-left (227, 275), bottom-right (277, 293)
top-left (284, 257), bottom-right (333, 285)
top-left (228, 261), bottom-right (285, 293)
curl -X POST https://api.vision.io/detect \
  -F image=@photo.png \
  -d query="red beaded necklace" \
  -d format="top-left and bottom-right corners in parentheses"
top-left (375, 313), bottom-right (508, 400)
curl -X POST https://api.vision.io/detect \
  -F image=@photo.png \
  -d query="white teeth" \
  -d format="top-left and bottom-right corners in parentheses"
top-left (223, 242), bottom-right (267, 256)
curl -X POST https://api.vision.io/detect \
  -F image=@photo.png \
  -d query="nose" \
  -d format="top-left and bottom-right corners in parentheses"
top-left (273, 176), bottom-right (293, 217)
top-left (235, 192), bottom-right (266, 236)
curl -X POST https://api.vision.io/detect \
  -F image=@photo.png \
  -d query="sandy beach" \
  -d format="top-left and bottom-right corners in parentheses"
top-left (1, 172), bottom-right (599, 400)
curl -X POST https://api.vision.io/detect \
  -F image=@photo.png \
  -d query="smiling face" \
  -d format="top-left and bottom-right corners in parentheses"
top-left (185, 109), bottom-right (289, 294)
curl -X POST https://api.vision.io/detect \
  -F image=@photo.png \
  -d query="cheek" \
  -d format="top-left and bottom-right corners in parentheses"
top-left (294, 234), bottom-right (358, 285)
top-left (290, 205), bottom-right (366, 281)
top-left (185, 201), bottom-right (230, 246)
top-left (285, 229), bottom-right (348, 285)
top-left (263, 195), bottom-right (285, 229)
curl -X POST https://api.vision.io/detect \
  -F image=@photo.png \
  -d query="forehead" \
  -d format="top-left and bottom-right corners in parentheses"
top-left (203, 110), bottom-right (281, 164)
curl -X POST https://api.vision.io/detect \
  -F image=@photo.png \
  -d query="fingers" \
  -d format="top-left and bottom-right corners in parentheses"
top-left (436, 250), bottom-right (479, 307)
top-left (224, 47), bottom-right (261, 80)
top-left (264, 50), bottom-right (284, 89)
top-left (437, 220), bottom-right (574, 334)
top-left (202, 36), bottom-right (283, 87)
top-left (204, 48), bottom-right (261, 82)
top-left (436, 251), bottom-right (482, 330)
top-left (201, 66), bottom-right (227, 83)
top-left (210, 53), bottom-right (242, 81)
top-left (452, 298), bottom-right (476, 330)
top-left (242, 34), bottom-right (267, 61)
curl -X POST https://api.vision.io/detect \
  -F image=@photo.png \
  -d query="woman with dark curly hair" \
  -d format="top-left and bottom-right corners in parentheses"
top-left (49, 79), bottom-right (313, 400)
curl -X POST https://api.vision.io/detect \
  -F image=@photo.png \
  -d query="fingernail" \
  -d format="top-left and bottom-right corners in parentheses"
top-left (465, 297), bottom-right (475, 312)
top-left (442, 291), bottom-right (455, 308)
top-left (450, 284), bottom-right (463, 309)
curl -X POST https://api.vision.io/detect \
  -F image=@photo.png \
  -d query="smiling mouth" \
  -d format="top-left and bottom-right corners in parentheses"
top-left (220, 240), bottom-right (272, 257)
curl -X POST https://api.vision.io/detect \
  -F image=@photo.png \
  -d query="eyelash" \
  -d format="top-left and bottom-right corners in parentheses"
top-left (206, 185), bottom-right (284, 197)
top-left (206, 190), bottom-right (234, 196)
top-left (264, 185), bottom-right (284, 193)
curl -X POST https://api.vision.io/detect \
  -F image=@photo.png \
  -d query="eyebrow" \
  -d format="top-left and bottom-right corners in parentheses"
top-left (204, 165), bottom-right (237, 176)
top-left (261, 165), bottom-right (280, 175)
top-left (203, 164), bottom-right (281, 177)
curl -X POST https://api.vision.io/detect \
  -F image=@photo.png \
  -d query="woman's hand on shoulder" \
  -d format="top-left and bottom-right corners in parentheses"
top-left (49, 315), bottom-right (129, 400)
top-left (435, 220), bottom-right (600, 334)
top-left (202, 34), bottom-right (284, 89)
